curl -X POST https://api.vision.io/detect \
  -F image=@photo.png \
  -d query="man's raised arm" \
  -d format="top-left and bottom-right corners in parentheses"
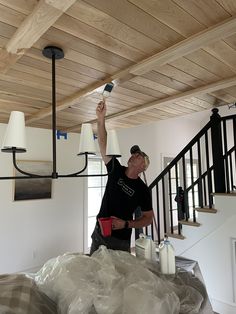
top-left (96, 101), bottom-right (112, 165)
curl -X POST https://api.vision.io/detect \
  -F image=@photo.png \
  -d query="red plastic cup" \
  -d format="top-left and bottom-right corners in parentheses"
top-left (98, 217), bottom-right (112, 237)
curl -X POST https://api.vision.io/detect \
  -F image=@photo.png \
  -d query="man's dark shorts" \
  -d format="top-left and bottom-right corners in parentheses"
top-left (90, 224), bottom-right (131, 255)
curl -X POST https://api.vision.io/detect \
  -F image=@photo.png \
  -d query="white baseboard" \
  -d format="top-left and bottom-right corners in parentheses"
top-left (211, 297), bottom-right (236, 314)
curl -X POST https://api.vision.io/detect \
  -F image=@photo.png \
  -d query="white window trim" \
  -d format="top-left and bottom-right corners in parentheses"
top-left (83, 155), bottom-right (107, 254)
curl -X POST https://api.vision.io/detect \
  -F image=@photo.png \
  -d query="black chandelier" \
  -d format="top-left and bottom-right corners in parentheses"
top-left (0, 46), bottom-right (120, 180)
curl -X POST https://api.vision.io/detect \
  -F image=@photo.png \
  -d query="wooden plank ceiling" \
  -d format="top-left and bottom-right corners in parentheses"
top-left (0, 0), bottom-right (236, 133)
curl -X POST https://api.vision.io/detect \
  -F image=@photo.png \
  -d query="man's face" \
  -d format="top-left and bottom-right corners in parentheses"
top-left (128, 152), bottom-right (146, 172)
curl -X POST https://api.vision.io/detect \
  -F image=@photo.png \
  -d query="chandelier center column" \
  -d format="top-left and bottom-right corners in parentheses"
top-left (42, 46), bottom-right (64, 179)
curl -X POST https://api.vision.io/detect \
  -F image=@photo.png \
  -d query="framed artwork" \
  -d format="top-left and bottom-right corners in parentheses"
top-left (14, 160), bottom-right (52, 201)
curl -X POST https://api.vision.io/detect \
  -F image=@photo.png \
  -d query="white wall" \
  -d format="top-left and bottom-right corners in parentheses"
top-left (118, 111), bottom-right (207, 184)
top-left (170, 195), bottom-right (236, 314)
top-left (0, 124), bottom-right (85, 273)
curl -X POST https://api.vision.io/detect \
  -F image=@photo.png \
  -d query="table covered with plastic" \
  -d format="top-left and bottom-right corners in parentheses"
top-left (27, 246), bottom-right (213, 314)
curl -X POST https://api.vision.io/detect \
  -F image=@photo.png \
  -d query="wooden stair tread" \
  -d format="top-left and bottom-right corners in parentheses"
top-left (166, 232), bottom-right (185, 240)
top-left (179, 220), bottom-right (201, 227)
top-left (196, 207), bottom-right (217, 213)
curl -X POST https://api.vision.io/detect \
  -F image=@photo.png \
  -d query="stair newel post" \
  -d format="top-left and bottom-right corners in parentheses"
top-left (210, 108), bottom-right (226, 193)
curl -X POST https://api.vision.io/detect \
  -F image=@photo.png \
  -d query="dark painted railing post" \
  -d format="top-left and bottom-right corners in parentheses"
top-left (210, 108), bottom-right (226, 193)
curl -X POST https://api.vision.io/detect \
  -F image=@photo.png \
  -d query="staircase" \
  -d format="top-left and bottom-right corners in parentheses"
top-left (145, 108), bottom-right (236, 243)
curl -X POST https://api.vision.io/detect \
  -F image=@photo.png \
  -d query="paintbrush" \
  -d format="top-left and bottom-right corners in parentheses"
top-left (102, 82), bottom-right (114, 100)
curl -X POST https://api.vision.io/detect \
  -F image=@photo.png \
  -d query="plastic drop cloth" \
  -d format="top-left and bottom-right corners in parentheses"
top-left (31, 246), bottom-right (207, 314)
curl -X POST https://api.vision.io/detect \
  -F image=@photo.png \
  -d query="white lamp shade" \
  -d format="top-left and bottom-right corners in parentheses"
top-left (106, 129), bottom-right (121, 156)
top-left (78, 123), bottom-right (96, 154)
top-left (2, 111), bottom-right (26, 151)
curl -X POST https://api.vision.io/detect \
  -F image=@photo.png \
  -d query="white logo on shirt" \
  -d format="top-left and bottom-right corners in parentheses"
top-left (117, 178), bottom-right (134, 196)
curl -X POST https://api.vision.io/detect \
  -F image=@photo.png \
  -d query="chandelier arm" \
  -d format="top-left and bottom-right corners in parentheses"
top-left (58, 156), bottom-right (115, 178)
top-left (58, 152), bottom-right (89, 177)
top-left (13, 151), bottom-right (51, 178)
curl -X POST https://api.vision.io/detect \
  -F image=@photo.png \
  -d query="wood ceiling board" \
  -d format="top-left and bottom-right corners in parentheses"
top-left (0, 100), bottom-right (39, 114)
top-left (169, 57), bottom-right (220, 83)
top-left (155, 105), bottom-right (186, 115)
top-left (0, 21), bottom-right (17, 39)
top-left (157, 64), bottom-right (205, 88)
top-left (23, 49), bottom-right (108, 80)
top-left (135, 110), bottom-right (175, 121)
top-left (11, 62), bottom-right (92, 90)
top-left (53, 116), bottom-right (85, 126)
top-left (15, 57), bottom-right (97, 86)
top-left (128, 0), bottom-right (205, 37)
top-left (128, 16), bottom-right (236, 76)
top-left (120, 81), bottom-right (168, 99)
top-left (55, 14), bottom-right (145, 62)
top-left (204, 41), bottom-right (236, 71)
top-left (66, 1), bottom-right (163, 54)
top-left (0, 0), bottom-right (77, 72)
top-left (64, 74), bottom-right (236, 133)
top-left (114, 115), bottom-right (150, 126)
top-left (172, 102), bottom-right (198, 114)
top-left (0, 79), bottom-right (55, 102)
top-left (173, 0), bottom-right (230, 26)
top-left (185, 49), bottom-right (235, 78)
top-left (179, 98), bottom-right (212, 110)
top-left (216, 0), bottom-right (236, 15)
top-left (0, 4), bottom-right (25, 27)
top-left (105, 91), bottom-right (147, 105)
top-left (222, 86), bottom-right (236, 98)
top-left (174, 100), bottom-right (204, 112)
top-left (83, 0), bottom-right (184, 47)
top-left (211, 90), bottom-right (236, 103)
top-left (142, 71), bottom-right (191, 92)
top-left (61, 49), bottom-right (120, 74)
top-left (44, 27), bottom-right (133, 69)
top-left (113, 86), bottom-right (156, 103)
top-left (80, 92), bottom-right (145, 109)
top-left (27, 44), bottom-right (121, 75)
top-left (225, 33), bottom-right (236, 50)
top-left (63, 107), bottom-right (97, 118)
top-left (105, 120), bottom-right (133, 129)
top-left (0, 0), bottom-right (38, 14)
top-left (0, 36), bottom-right (9, 48)
top-left (197, 93), bottom-right (220, 104)
top-left (23, 9), bottom-right (236, 124)
top-left (104, 76), bottom-right (236, 120)
top-left (130, 76), bottom-right (180, 96)
top-left (57, 111), bottom-right (94, 123)
top-left (70, 96), bottom-right (131, 112)
top-left (0, 93), bottom-right (50, 109)
top-left (1, 69), bottom-right (79, 96)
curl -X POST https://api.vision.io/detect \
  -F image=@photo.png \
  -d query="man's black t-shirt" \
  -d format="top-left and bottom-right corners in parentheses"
top-left (97, 158), bottom-right (152, 240)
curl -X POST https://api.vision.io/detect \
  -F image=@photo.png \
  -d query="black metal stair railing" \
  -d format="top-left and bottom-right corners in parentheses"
top-left (145, 109), bottom-right (236, 244)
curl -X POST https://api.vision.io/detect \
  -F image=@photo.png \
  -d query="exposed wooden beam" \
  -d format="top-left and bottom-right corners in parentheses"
top-left (0, 0), bottom-right (77, 73)
top-left (130, 15), bottom-right (236, 76)
top-left (25, 78), bottom-right (114, 124)
top-left (65, 75), bottom-right (236, 132)
top-left (25, 15), bottom-right (236, 125)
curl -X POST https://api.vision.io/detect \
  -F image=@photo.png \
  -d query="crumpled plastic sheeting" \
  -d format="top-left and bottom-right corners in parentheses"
top-left (32, 246), bottom-right (204, 314)
top-left (33, 253), bottom-right (101, 314)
